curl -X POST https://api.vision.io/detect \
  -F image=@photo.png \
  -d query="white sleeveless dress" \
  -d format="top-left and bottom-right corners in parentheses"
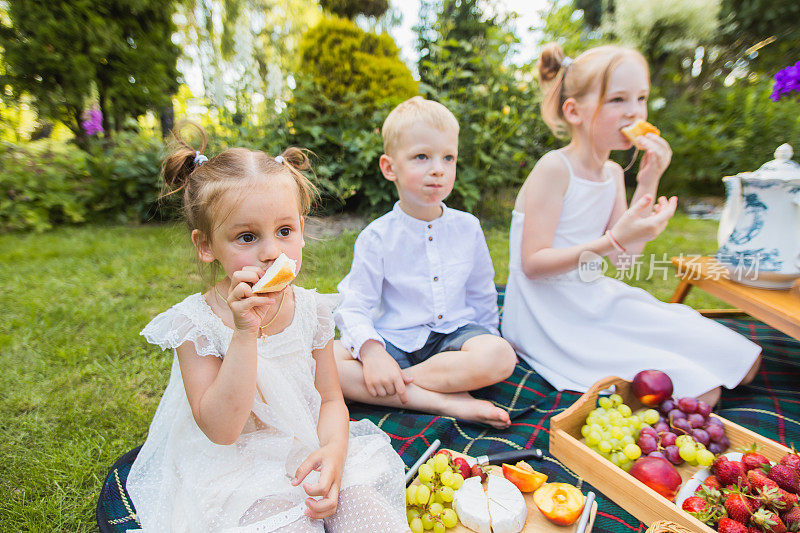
top-left (501, 151), bottom-right (761, 398)
top-left (126, 286), bottom-right (407, 533)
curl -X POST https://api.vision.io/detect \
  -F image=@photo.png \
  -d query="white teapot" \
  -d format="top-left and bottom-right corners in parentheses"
top-left (716, 144), bottom-right (800, 289)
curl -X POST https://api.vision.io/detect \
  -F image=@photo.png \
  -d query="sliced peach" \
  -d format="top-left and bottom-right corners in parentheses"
top-left (533, 482), bottom-right (586, 526)
top-left (501, 461), bottom-right (548, 492)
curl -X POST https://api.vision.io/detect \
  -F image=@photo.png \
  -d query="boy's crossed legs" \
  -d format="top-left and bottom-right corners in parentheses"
top-left (334, 325), bottom-right (517, 429)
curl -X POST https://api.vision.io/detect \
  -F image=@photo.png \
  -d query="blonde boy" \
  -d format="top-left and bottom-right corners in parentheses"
top-left (333, 96), bottom-right (516, 428)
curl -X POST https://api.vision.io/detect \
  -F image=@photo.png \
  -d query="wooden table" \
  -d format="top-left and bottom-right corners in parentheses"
top-left (670, 256), bottom-right (800, 342)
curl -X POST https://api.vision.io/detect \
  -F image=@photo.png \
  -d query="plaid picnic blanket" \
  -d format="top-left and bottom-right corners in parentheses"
top-left (98, 308), bottom-right (800, 532)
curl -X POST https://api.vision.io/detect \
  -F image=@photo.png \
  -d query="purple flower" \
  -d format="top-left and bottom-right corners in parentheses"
top-left (82, 108), bottom-right (104, 136)
top-left (770, 60), bottom-right (800, 102)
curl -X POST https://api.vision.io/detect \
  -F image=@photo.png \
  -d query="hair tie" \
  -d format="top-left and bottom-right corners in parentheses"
top-left (274, 155), bottom-right (285, 165)
top-left (561, 56), bottom-right (573, 69)
top-left (193, 151), bottom-right (208, 167)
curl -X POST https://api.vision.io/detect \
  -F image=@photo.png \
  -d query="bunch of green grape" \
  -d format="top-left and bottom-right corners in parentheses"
top-left (580, 393), bottom-right (659, 472)
top-left (406, 451), bottom-right (464, 533)
top-left (674, 434), bottom-right (715, 467)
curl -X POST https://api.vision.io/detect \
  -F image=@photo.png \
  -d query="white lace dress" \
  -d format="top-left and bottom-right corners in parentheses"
top-left (126, 286), bottom-right (407, 532)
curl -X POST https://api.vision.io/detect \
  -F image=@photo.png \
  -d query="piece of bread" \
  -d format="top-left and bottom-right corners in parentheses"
top-left (621, 120), bottom-right (660, 147)
top-left (252, 253), bottom-right (297, 293)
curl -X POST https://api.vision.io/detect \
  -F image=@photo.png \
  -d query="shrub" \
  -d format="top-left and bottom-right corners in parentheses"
top-left (83, 133), bottom-right (175, 224)
top-left (419, 39), bottom-right (556, 214)
top-left (296, 16), bottom-right (417, 112)
top-left (0, 140), bottom-right (90, 231)
top-left (0, 133), bottom-right (179, 232)
top-left (649, 79), bottom-right (800, 197)
top-left (286, 78), bottom-right (393, 213)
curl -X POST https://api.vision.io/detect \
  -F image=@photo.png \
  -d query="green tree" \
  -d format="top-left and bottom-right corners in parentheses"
top-left (296, 16), bottom-right (416, 109)
top-left (601, 0), bottom-right (720, 88)
top-left (415, 0), bottom-right (553, 213)
top-left (0, 0), bottom-right (180, 143)
top-left (318, 0), bottom-right (388, 19)
top-left (575, 0), bottom-right (800, 91)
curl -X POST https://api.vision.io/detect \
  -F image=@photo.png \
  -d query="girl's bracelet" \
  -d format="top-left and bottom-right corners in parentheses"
top-left (605, 230), bottom-right (626, 253)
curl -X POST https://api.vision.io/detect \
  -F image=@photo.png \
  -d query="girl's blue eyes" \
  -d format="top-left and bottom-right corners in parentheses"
top-left (415, 154), bottom-right (455, 161)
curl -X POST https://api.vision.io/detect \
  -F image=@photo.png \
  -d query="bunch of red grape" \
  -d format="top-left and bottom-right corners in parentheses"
top-left (636, 396), bottom-right (729, 467)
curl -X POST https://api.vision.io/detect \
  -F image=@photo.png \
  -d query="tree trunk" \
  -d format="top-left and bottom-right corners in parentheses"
top-left (98, 87), bottom-right (111, 139)
top-left (70, 106), bottom-right (90, 151)
top-left (159, 102), bottom-right (175, 139)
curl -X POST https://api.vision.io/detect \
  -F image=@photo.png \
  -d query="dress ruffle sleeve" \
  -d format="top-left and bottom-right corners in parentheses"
top-left (139, 294), bottom-right (222, 358)
top-left (312, 291), bottom-right (336, 350)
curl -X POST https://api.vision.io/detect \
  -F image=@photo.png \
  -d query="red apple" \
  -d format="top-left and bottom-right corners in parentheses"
top-left (631, 370), bottom-right (674, 407)
top-left (629, 456), bottom-right (683, 501)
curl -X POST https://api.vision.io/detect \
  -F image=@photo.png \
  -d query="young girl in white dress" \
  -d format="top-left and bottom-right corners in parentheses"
top-left (501, 43), bottom-right (762, 405)
top-left (126, 125), bottom-right (408, 532)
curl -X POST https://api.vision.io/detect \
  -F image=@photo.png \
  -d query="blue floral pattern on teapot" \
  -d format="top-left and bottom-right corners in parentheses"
top-left (716, 144), bottom-right (800, 289)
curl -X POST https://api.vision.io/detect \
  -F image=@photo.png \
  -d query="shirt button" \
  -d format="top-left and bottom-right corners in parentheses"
top-left (428, 236), bottom-right (433, 241)
top-left (433, 276), bottom-right (438, 281)
top-left (427, 224), bottom-right (432, 229)
top-left (437, 314), bottom-right (443, 319)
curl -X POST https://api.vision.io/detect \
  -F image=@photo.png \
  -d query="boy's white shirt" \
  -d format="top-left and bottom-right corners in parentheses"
top-left (334, 202), bottom-right (499, 360)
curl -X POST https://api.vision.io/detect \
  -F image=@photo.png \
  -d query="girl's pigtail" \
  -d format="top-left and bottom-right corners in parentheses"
top-left (277, 147), bottom-right (318, 215)
top-left (537, 42), bottom-right (570, 139)
top-left (279, 146), bottom-right (312, 172)
top-left (161, 121), bottom-right (208, 197)
top-left (537, 42), bottom-right (566, 86)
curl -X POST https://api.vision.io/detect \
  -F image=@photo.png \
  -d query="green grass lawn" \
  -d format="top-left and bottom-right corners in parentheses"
top-left (0, 214), bottom-right (726, 530)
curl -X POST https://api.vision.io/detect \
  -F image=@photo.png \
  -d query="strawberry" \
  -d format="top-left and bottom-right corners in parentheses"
top-left (743, 444), bottom-right (772, 472)
top-left (452, 457), bottom-right (471, 479)
top-left (436, 450), bottom-right (453, 459)
top-left (698, 475), bottom-right (722, 491)
top-left (769, 465), bottom-right (800, 494)
top-left (688, 502), bottom-right (727, 527)
top-left (752, 469), bottom-right (782, 492)
top-left (719, 517), bottom-right (749, 533)
top-left (716, 459), bottom-right (750, 489)
top-left (726, 491), bottom-right (756, 523)
top-left (780, 506), bottom-right (800, 532)
top-left (759, 486), bottom-right (793, 513)
top-left (683, 496), bottom-right (709, 513)
top-left (750, 508), bottom-right (788, 533)
top-left (696, 484), bottom-right (725, 505)
top-left (780, 445), bottom-right (800, 473)
top-left (470, 463), bottom-right (487, 482)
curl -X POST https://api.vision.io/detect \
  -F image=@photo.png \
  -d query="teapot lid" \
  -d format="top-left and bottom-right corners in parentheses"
top-left (753, 144), bottom-right (800, 180)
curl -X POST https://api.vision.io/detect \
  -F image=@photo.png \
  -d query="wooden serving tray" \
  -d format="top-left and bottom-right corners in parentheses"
top-left (550, 376), bottom-right (793, 532)
top-left (410, 449), bottom-right (597, 532)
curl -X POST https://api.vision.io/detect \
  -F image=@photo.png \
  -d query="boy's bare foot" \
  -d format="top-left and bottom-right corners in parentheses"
top-left (335, 355), bottom-right (512, 429)
top-left (442, 392), bottom-right (511, 429)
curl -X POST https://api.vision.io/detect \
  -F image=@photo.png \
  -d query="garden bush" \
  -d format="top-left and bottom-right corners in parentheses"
top-left (419, 37), bottom-right (556, 214)
top-left (84, 132), bottom-right (175, 224)
top-left (0, 133), bottom-right (176, 232)
top-left (296, 16), bottom-right (417, 112)
top-left (286, 78), bottom-right (395, 213)
top-left (0, 140), bottom-right (90, 232)
top-left (649, 78), bottom-right (800, 197)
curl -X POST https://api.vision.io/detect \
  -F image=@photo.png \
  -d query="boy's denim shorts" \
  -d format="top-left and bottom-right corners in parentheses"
top-left (383, 323), bottom-right (492, 369)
